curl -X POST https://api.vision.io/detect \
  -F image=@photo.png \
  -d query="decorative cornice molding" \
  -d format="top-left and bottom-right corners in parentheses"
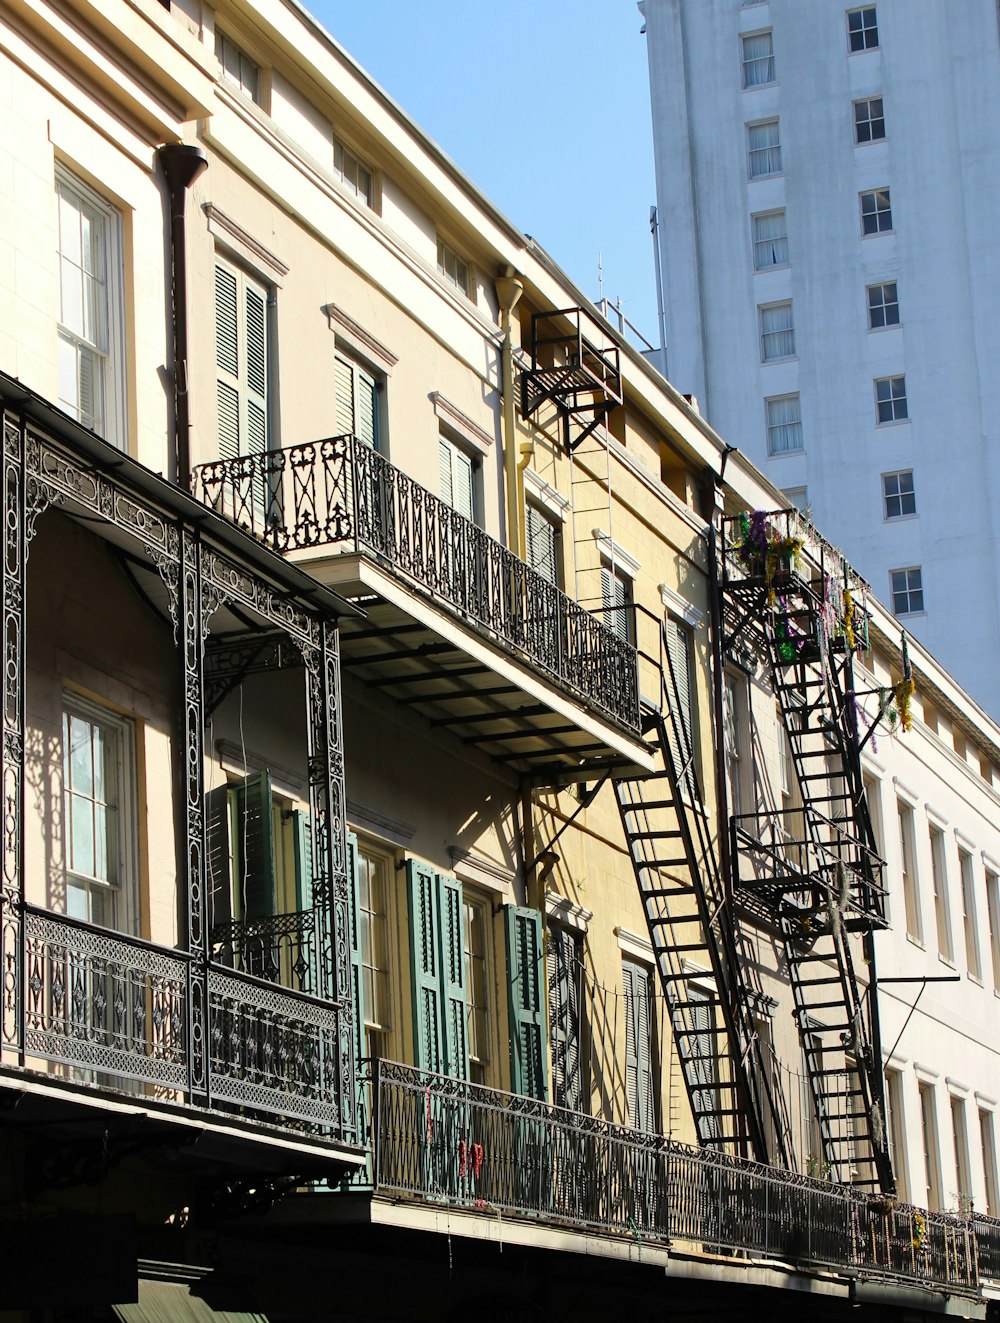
top-left (347, 798), bottom-right (415, 847)
top-left (324, 303), bottom-right (399, 374)
top-left (593, 529), bottom-right (641, 579)
top-left (659, 583), bottom-right (704, 628)
top-left (524, 468), bottom-right (570, 522)
top-left (449, 847), bottom-right (513, 896)
top-left (615, 925), bottom-right (654, 964)
top-left (204, 203), bottom-right (289, 284)
top-left (431, 392), bottom-right (494, 454)
top-left (544, 891), bottom-right (593, 933)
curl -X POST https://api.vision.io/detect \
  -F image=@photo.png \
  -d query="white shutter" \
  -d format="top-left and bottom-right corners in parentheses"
top-left (527, 506), bottom-right (558, 585)
top-left (215, 260), bottom-right (269, 462)
top-left (356, 368), bottom-right (378, 449)
top-left (334, 355), bottom-right (355, 437)
top-left (439, 435), bottom-right (454, 506)
top-left (452, 446), bottom-right (475, 521)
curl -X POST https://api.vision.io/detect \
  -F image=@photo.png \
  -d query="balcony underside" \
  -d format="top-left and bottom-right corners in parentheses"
top-left (302, 552), bottom-right (656, 781)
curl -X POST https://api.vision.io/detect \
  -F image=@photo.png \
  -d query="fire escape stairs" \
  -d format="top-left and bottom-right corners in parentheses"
top-left (612, 619), bottom-right (794, 1165)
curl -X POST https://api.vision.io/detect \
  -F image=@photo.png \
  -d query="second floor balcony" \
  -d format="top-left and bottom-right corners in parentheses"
top-left (192, 438), bottom-right (651, 783)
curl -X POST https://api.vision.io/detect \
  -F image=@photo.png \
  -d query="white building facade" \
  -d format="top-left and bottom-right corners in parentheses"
top-left (643, 0), bottom-right (1000, 716)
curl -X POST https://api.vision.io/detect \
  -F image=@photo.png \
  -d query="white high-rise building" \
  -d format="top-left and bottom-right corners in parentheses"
top-left (643, 0), bottom-right (1000, 716)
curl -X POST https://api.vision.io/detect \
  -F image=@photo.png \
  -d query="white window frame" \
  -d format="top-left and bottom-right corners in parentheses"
top-left (333, 136), bottom-right (375, 210)
top-left (860, 187), bottom-right (893, 236)
top-left (437, 236), bottom-right (473, 301)
top-left (747, 118), bottom-right (782, 179)
top-left (981, 1107), bottom-right (1000, 1217)
top-left (985, 867), bottom-right (1000, 994)
top-left (959, 848), bottom-right (982, 981)
top-left (357, 838), bottom-right (394, 1059)
top-left (752, 209), bottom-right (789, 271)
top-left (891, 567), bottom-right (924, 617)
top-left (847, 5), bottom-right (879, 52)
top-left (929, 825), bottom-right (954, 963)
top-left (898, 798), bottom-right (922, 942)
top-left (463, 889), bottom-right (494, 1086)
top-left (600, 558), bottom-right (635, 646)
top-left (783, 485), bottom-right (808, 512)
top-left (875, 374), bottom-right (908, 424)
top-left (215, 257), bottom-right (272, 467)
top-left (765, 393), bottom-right (803, 456)
top-left (215, 28), bottom-right (262, 105)
top-left (62, 694), bottom-right (138, 936)
top-left (55, 166), bottom-right (126, 450)
top-left (867, 280), bottom-right (900, 330)
top-left (884, 1067), bottom-right (909, 1202)
top-left (882, 469), bottom-right (915, 520)
top-left (854, 96), bottom-right (885, 144)
top-left (919, 1080), bottom-right (943, 1209)
top-left (741, 30), bottom-right (775, 88)
top-left (526, 502), bottom-right (562, 588)
top-left (759, 300), bottom-right (796, 362)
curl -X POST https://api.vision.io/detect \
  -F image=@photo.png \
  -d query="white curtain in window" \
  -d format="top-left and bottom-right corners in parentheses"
top-left (753, 212), bottom-right (788, 268)
top-left (760, 303), bottom-right (795, 361)
top-left (742, 32), bottom-right (775, 86)
top-left (748, 120), bottom-right (781, 177)
top-left (766, 396), bottom-right (803, 454)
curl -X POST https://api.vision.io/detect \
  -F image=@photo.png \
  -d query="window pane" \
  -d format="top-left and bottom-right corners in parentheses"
top-left (742, 31), bottom-right (775, 87)
top-left (766, 395), bottom-right (803, 454)
top-left (753, 211), bottom-right (788, 268)
top-left (748, 120), bottom-right (781, 177)
top-left (760, 302), bottom-right (795, 360)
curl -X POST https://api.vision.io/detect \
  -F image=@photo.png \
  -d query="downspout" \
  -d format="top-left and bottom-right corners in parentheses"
top-left (495, 267), bottom-right (525, 555)
top-left (158, 142), bottom-right (209, 488)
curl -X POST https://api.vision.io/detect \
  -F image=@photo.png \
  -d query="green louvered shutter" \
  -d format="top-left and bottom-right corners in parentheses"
top-left (408, 860), bottom-right (443, 1073)
top-left (623, 961), bottom-right (655, 1132)
top-left (233, 770), bottom-right (275, 921)
top-left (205, 783), bottom-right (234, 929)
top-left (292, 810), bottom-right (317, 994)
top-left (505, 906), bottom-right (548, 1100)
top-left (439, 874), bottom-right (469, 1080)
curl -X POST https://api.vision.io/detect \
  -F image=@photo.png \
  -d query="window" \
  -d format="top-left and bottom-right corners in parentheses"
top-left (526, 504), bottom-right (561, 587)
top-left (665, 616), bottom-right (694, 754)
top-left (784, 485), bottom-right (808, 511)
top-left (623, 961), bottom-right (656, 1131)
top-left (741, 30), bottom-right (775, 87)
top-left (215, 260), bottom-right (270, 466)
top-left (723, 672), bottom-right (748, 817)
top-left (601, 562), bottom-right (635, 645)
top-left (437, 237), bottom-right (472, 299)
top-left (981, 1109), bottom-right (999, 1217)
top-left (952, 1095), bottom-right (972, 1209)
top-left (335, 353), bottom-right (382, 451)
top-left (885, 1068), bottom-right (908, 1201)
top-left (986, 869), bottom-right (1000, 993)
top-left (333, 138), bottom-right (373, 208)
top-left (898, 800), bottom-right (921, 940)
top-left (215, 29), bottom-right (261, 103)
top-left (848, 5), bottom-right (879, 51)
top-left (959, 849), bottom-right (981, 980)
top-left (463, 894), bottom-right (492, 1085)
top-left (759, 301), bottom-right (795, 361)
top-left (359, 845), bottom-right (393, 1057)
top-left (868, 281), bottom-right (899, 329)
top-left (439, 433), bottom-right (478, 523)
top-left (891, 567), bottom-right (924, 616)
top-left (766, 394), bottom-right (803, 455)
top-left (929, 826), bottom-right (953, 962)
top-left (63, 699), bottom-right (135, 933)
top-left (875, 375), bottom-right (907, 423)
top-left (505, 905), bottom-right (547, 1099)
top-left (752, 210), bottom-right (789, 270)
top-left (860, 188), bottom-right (892, 235)
top-left (407, 861), bottom-right (469, 1079)
top-left (56, 169), bottom-right (125, 447)
top-left (854, 96), bottom-right (885, 143)
top-left (919, 1081), bottom-right (942, 1209)
top-left (747, 119), bottom-right (782, 178)
top-left (547, 924), bottom-right (583, 1111)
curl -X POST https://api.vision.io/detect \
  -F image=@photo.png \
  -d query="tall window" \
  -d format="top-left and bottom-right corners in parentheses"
top-left (919, 1081), bottom-right (942, 1209)
top-left (884, 1068), bottom-right (908, 1201)
top-left (847, 6), bottom-right (879, 51)
top-left (63, 700), bottom-right (134, 933)
top-left (891, 567), bottom-right (924, 616)
top-left (665, 616), bottom-right (694, 756)
top-left (959, 849), bottom-right (981, 979)
top-left (951, 1095), bottom-right (972, 1209)
top-left (854, 97), bottom-right (885, 143)
top-left (723, 672), bottom-right (747, 817)
top-left (56, 169), bottom-right (125, 447)
top-left (547, 924), bottom-right (583, 1111)
top-left (766, 394), bottom-right (803, 455)
top-left (623, 961), bottom-right (656, 1132)
top-left (215, 260), bottom-right (270, 465)
top-left (215, 29), bottom-right (261, 103)
top-left (752, 210), bottom-right (789, 269)
top-left (898, 800), bottom-right (921, 941)
top-left (882, 470), bottom-right (915, 519)
top-left (741, 31), bottom-right (775, 87)
top-left (526, 504), bottom-right (561, 587)
top-left (929, 826), bottom-right (953, 962)
top-left (439, 433), bottom-right (478, 523)
top-left (333, 137), bottom-right (373, 208)
top-left (759, 301), bottom-right (795, 361)
top-left (860, 188), bottom-right (893, 235)
top-left (986, 869), bottom-right (1000, 994)
top-left (437, 237), bottom-right (472, 299)
top-left (747, 119), bottom-right (782, 178)
top-left (358, 845), bottom-right (392, 1059)
top-left (601, 562), bottom-right (634, 645)
top-left (334, 353), bottom-right (382, 450)
top-left (981, 1109), bottom-right (999, 1217)
top-left (868, 281), bottom-right (899, 329)
top-left (875, 375), bottom-right (908, 423)
top-left (463, 894), bottom-right (491, 1085)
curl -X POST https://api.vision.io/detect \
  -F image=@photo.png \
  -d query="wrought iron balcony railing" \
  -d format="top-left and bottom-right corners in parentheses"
top-left (370, 1060), bottom-right (980, 1296)
top-left (210, 909), bottom-right (318, 995)
top-left (22, 905), bottom-right (343, 1131)
top-left (191, 438), bottom-right (640, 733)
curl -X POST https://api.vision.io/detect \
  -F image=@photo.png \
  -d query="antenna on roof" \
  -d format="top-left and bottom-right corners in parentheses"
top-left (597, 251), bottom-right (604, 302)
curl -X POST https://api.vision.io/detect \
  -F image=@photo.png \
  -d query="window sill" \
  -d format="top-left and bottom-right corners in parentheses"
top-left (854, 138), bottom-right (888, 148)
top-left (868, 323), bottom-right (901, 334)
top-left (749, 173), bottom-right (784, 183)
top-left (896, 610), bottom-right (927, 621)
top-left (743, 81), bottom-right (778, 92)
top-left (861, 230), bottom-right (895, 240)
top-left (754, 263), bottom-right (791, 275)
top-left (938, 954), bottom-right (956, 969)
top-left (883, 513), bottom-right (918, 524)
top-left (761, 355), bottom-right (798, 366)
top-left (967, 973), bottom-right (984, 987)
top-left (906, 933), bottom-right (925, 950)
top-left (766, 448), bottom-right (806, 460)
top-left (876, 418), bottom-right (910, 429)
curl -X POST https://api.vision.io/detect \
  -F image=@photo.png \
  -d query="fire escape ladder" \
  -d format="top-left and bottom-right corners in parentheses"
top-left (519, 307), bottom-right (624, 453)
top-left (613, 619), bottom-right (793, 1165)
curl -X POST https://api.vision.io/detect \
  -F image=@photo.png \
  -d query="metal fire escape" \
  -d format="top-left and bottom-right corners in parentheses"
top-left (719, 510), bottom-right (893, 1192)
top-left (520, 308), bottom-right (623, 452)
top-left (612, 609), bottom-right (795, 1164)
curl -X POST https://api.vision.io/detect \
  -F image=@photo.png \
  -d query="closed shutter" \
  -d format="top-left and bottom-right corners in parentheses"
top-left (547, 925), bottom-right (582, 1111)
top-left (505, 906), bottom-right (548, 1100)
top-left (334, 355), bottom-right (355, 437)
top-left (439, 434), bottom-right (476, 522)
top-left (347, 833), bottom-right (366, 1080)
top-left (407, 862), bottom-right (468, 1078)
top-left (527, 506), bottom-right (558, 586)
top-left (439, 875), bottom-right (469, 1080)
top-left (601, 564), bottom-right (630, 642)
top-left (232, 770), bottom-right (275, 921)
top-left (244, 282), bottom-right (267, 458)
top-left (623, 961), bottom-right (655, 1132)
top-left (205, 783), bottom-right (234, 928)
top-left (664, 617), bottom-right (693, 779)
top-left (356, 368), bottom-right (378, 450)
top-left (689, 989), bottom-right (719, 1141)
top-left (439, 435), bottom-right (453, 508)
top-left (215, 265), bottom-right (241, 463)
top-left (214, 261), bottom-right (269, 464)
top-left (292, 810), bottom-right (317, 996)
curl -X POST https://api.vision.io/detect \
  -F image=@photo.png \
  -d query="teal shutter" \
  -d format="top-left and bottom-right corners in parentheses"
top-left (623, 961), bottom-right (655, 1132)
top-left (293, 810), bottom-right (313, 911)
top-left (439, 874), bottom-right (469, 1080)
top-left (205, 783), bottom-right (234, 929)
top-left (505, 906), bottom-right (548, 1100)
top-left (292, 811), bottom-right (317, 994)
top-left (233, 770), bottom-right (274, 921)
top-left (408, 860), bottom-right (443, 1073)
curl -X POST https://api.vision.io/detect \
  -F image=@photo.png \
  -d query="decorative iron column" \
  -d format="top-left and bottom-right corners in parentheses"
top-left (304, 617), bottom-right (354, 1139)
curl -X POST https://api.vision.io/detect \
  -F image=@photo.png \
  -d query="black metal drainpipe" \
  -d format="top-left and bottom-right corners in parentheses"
top-left (157, 143), bottom-right (208, 488)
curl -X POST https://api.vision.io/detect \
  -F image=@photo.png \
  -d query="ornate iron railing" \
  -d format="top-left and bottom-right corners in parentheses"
top-left (191, 438), bottom-right (640, 732)
top-left (210, 909), bottom-right (318, 995)
top-left (371, 1061), bottom-right (979, 1296)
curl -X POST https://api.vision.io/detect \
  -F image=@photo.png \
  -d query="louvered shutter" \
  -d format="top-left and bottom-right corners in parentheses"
top-left (215, 261), bottom-right (269, 499)
top-left (407, 859), bottom-right (443, 1073)
top-left (689, 990), bottom-right (719, 1141)
top-left (347, 833), bottom-right (367, 1083)
top-left (233, 770), bottom-right (275, 921)
top-left (664, 617), bottom-right (693, 780)
top-left (356, 368), bottom-right (378, 450)
top-left (439, 874), bottom-right (469, 1079)
top-left (334, 355), bottom-right (355, 436)
top-left (291, 810), bottom-right (317, 994)
top-left (205, 783), bottom-right (234, 929)
top-left (505, 906), bottom-right (548, 1100)
top-left (527, 506), bottom-right (558, 586)
top-left (244, 282), bottom-right (268, 459)
top-left (546, 925), bottom-right (582, 1111)
top-left (439, 435), bottom-right (453, 508)
top-left (452, 446), bottom-right (475, 522)
top-left (601, 564), bottom-right (629, 642)
top-left (215, 265), bottom-right (241, 462)
top-left (623, 961), bottom-right (654, 1132)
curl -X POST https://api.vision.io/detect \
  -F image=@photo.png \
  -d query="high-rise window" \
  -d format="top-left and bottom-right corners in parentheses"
top-left (929, 826), bottom-right (953, 962)
top-left (951, 1095), bottom-right (972, 1209)
top-left (891, 567), bottom-right (924, 616)
top-left (335, 353), bottom-right (382, 451)
top-left (986, 869), bottom-right (1000, 994)
top-left (860, 188), bottom-right (893, 235)
top-left (882, 470), bottom-right (915, 519)
top-left (875, 375), bottom-right (908, 423)
top-left (981, 1109), bottom-right (999, 1217)
top-left (847, 6), bottom-right (879, 52)
top-left (854, 96), bottom-right (885, 143)
top-left (765, 394), bottom-right (803, 454)
top-left (215, 29), bottom-right (261, 103)
top-left (56, 169), bottom-right (125, 448)
top-left (741, 31), bottom-right (775, 87)
top-left (526, 504), bottom-right (561, 587)
top-left (919, 1081), bottom-right (942, 1209)
top-left (898, 800), bottom-right (921, 940)
top-left (867, 281), bottom-right (899, 328)
top-left (759, 301), bottom-right (795, 361)
top-left (752, 210), bottom-right (789, 269)
top-left (959, 849), bottom-right (981, 980)
top-left (623, 960), bottom-right (657, 1132)
top-left (333, 138), bottom-right (374, 208)
top-left (601, 562), bottom-right (635, 645)
top-left (437, 237), bottom-right (472, 299)
top-left (747, 119), bottom-right (782, 178)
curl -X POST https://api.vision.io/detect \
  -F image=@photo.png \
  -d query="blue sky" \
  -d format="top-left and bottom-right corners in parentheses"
top-left (308, 1), bottom-right (661, 345)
